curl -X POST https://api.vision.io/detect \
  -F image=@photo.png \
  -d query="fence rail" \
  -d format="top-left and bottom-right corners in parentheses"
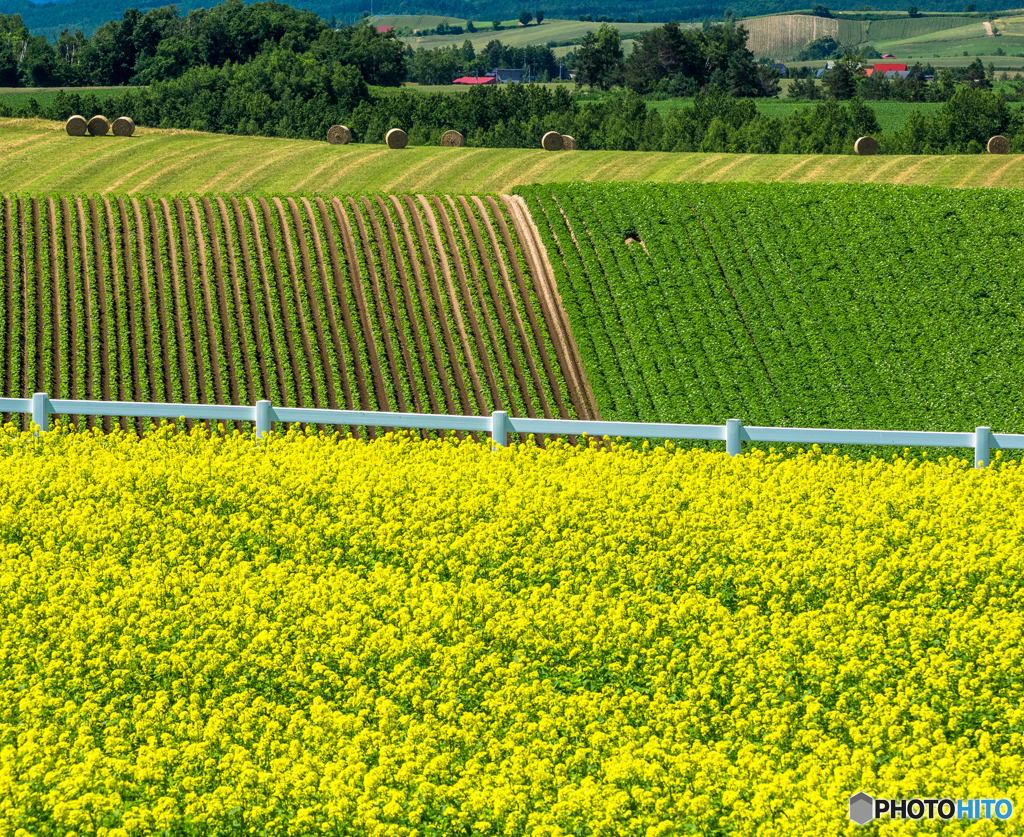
top-left (2, 393), bottom-right (1022, 468)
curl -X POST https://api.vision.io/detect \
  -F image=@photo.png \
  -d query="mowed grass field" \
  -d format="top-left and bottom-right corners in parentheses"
top-left (1, 119), bottom-right (1023, 193)
top-left (386, 16), bottom-right (654, 52)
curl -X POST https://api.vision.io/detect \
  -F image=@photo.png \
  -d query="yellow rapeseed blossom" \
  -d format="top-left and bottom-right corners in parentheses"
top-left (0, 424), bottom-right (1022, 835)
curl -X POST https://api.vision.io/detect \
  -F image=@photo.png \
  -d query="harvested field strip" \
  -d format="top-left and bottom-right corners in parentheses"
top-left (0, 194), bottom-right (587, 434)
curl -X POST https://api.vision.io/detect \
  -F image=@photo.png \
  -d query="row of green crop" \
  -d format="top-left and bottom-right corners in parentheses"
top-left (0, 195), bottom-right (578, 435)
top-left (518, 181), bottom-right (1024, 440)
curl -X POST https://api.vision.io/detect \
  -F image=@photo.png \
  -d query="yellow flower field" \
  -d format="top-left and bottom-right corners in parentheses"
top-left (1, 424), bottom-right (1022, 836)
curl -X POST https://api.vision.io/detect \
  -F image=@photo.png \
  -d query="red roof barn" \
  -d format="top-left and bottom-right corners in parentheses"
top-left (873, 62), bottom-right (907, 74)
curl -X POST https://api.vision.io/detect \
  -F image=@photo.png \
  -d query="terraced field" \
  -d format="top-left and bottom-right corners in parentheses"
top-left (2, 119), bottom-right (1024, 193)
top-left (0, 194), bottom-right (592, 434)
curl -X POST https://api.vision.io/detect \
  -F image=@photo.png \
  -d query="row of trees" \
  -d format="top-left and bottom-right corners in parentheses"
top-left (0, 0), bottom-right (407, 88)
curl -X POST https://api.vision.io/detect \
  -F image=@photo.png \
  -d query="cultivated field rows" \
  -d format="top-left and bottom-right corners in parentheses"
top-left (0, 194), bottom-right (593, 436)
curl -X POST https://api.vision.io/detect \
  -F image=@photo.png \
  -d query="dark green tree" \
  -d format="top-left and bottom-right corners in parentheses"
top-left (574, 23), bottom-right (623, 90)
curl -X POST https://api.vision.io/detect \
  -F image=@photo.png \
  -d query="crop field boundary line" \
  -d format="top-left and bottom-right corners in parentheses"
top-left (10, 393), bottom-right (1015, 468)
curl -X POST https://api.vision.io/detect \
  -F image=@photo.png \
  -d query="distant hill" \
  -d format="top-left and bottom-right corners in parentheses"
top-left (3, 0), bottom-right (1017, 38)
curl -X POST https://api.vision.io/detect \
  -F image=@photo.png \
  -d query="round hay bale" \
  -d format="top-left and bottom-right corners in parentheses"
top-left (542, 131), bottom-right (564, 151)
top-left (87, 115), bottom-right (110, 137)
top-left (386, 128), bottom-right (408, 149)
top-left (441, 130), bottom-right (464, 147)
top-left (854, 136), bottom-right (878, 156)
top-left (327, 124), bottom-right (352, 145)
top-left (988, 135), bottom-right (1011, 155)
top-left (65, 115), bottom-right (88, 137)
top-left (111, 116), bottom-right (135, 137)
top-left (561, 134), bottom-right (577, 150)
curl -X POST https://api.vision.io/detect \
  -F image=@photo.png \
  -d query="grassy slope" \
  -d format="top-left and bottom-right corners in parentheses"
top-left (519, 180), bottom-right (1024, 437)
top-left (396, 18), bottom-right (654, 52)
top-left (2, 119), bottom-right (1023, 195)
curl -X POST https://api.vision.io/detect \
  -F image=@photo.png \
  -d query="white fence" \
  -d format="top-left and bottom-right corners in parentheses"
top-left (1, 392), bottom-right (1022, 468)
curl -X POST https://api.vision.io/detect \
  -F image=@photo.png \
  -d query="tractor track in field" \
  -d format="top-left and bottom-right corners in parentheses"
top-left (230, 198), bottom-right (266, 402)
top-left (31, 200), bottom-right (44, 397)
top-left (61, 198), bottom-right (76, 404)
top-left (216, 198), bottom-right (254, 406)
top-left (475, 196), bottom-right (547, 417)
top-left (46, 200), bottom-right (61, 399)
top-left (190, 197), bottom-right (226, 408)
top-left (203, 198), bottom-right (240, 412)
top-left (89, 198), bottom-right (112, 430)
top-left (114, 198), bottom-right (141, 429)
top-left (132, 200), bottom-right (158, 403)
top-left (258, 198), bottom-right (304, 408)
top-left (298, 199), bottom-right (342, 412)
top-left (77, 199), bottom-right (95, 428)
top-left (2, 199), bottom-right (11, 412)
top-left (458, 195), bottom-right (531, 417)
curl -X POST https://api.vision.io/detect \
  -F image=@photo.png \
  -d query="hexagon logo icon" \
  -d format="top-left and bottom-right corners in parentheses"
top-left (849, 791), bottom-right (875, 825)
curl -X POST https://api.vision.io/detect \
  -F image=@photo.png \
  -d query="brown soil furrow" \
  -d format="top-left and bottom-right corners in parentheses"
top-left (486, 195), bottom-right (560, 419)
top-left (201, 198), bottom-right (238, 410)
top-left (443, 195), bottom-right (506, 412)
top-left (77, 199), bottom-right (96, 428)
top-left (504, 194), bottom-right (598, 420)
top-left (309, 198), bottom-right (355, 415)
top-left (173, 197), bottom-right (207, 406)
top-left (346, 197), bottom-right (406, 413)
top-left (61, 198), bottom-right (76, 405)
top-left (233, 198), bottom-right (271, 401)
top-left (101, 197), bottom-right (127, 425)
top-left (286, 198), bottom-right (336, 422)
top-left (46, 200), bottom-right (61, 398)
top-left (362, 196), bottom-right (423, 415)
top-left (374, 195), bottom-right (440, 415)
top-left (2, 198), bottom-right (13, 407)
top-left (332, 197), bottom-right (390, 416)
top-left (419, 194), bottom-right (487, 416)
top-left (468, 195), bottom-right (539, 418)
top-left (454, 195), bottom-right (521, 415)
top-left (115, 199), bottom-right (142, 430)
top-left (18, 201), bottom-right (29, 409)
top-left (160, 199), bottom-right (192, 407)
top-left (244, 198), bottom-right (289, 405)
top-left (187, 197), bottom-right (224, 409)
top-left (217, 199), bottom-right (255, 405)
top-left (148, 199), bottom-right (175, 402)
top-left (131, 200), bottom-right (157, 403)
top-left (393, 194), bottom-right (460, 416)
top-left (31, 200), bottom-right (45, 396)
top-left (272, 197), bottom-right (321, 415)
top-left (88, 198), bottom-right (113, 430)
top-left (258, 198), bottom-right (304, 408)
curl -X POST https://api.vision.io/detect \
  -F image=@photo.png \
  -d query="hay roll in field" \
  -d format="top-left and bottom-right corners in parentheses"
top-left (327, 125), bottom-right (352, 145)
top-left (542, 131), bottom-right (564, 151)
top-left (441, 130), bottom-right (464, 147)
top-left (87, 115), bottom-right (110, 136)
top-left (988, 135), bottom-right (1011, 155)
top-left (65, 115), bottom-right (88, 137)
top-left (112, 116), bottom-right (135, 137)
top-left (855, 136), bottom-right (878, 156)
top-left (386, 128), bottom-right (408, 149)
top-left (561, 134), bottom-right (577, 150)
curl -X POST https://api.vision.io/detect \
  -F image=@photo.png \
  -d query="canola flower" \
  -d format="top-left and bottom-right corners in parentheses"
top-left (0, 421), bottom-right (1023, 836)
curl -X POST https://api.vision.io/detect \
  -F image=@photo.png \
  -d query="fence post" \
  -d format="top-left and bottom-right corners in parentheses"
top-left (256, 400), bottom-right (272, 442)
top-left (491, 410), bottom-right (507, 451)
top-left (726, 418), bottom-right (742, 457)
top-left (975, 426), bottom-right (990, 469)
top-left (32, 392), bottom-right (49, 435)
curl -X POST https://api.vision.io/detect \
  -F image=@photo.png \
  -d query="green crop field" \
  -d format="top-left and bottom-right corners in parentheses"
top-left (0, 193), bottom-right (591, 434)
top-left (740, 15), bottom-right (867, 57)
top-left (2, 119), bottom-right (1023, 195)
top-left (0, 87), bottom-right (134, 110)
top-left (392, 17), bottom-right (654, 53)
top-left (519, 180), bottom-right (1024, 440)
top-left (860, 15), bottom-right (977, 42)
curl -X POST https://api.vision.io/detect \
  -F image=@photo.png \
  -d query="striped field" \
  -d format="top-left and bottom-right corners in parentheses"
top-left (0, 194), bottom-right (594, 435)
top-left (2, 120), bottom-right (1024, 194)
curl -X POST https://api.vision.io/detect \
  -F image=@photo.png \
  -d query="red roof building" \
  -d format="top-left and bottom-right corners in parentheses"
top-left (873, 62), bottom-right (907, 74)
top-left (452, 76), bottom-right (497, 84)
top-left (377, 25), bottom-right (394, 33)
